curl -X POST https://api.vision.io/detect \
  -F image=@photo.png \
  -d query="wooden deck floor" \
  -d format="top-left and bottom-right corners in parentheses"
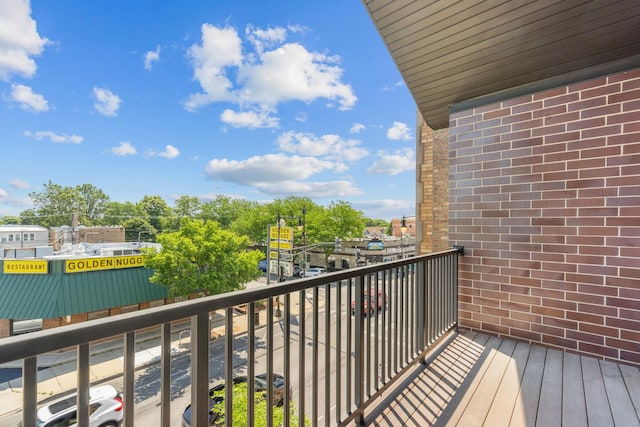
top-left (364, 330), bottom-right (640, 427)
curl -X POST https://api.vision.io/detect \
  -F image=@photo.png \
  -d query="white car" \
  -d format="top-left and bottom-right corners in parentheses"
top-left (37, 384), bottom-right (123, 427)
top-left (303, 267), bottom-right (326, 277)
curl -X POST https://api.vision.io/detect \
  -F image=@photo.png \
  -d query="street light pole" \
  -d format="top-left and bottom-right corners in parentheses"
top-left (298, 207), bottom-right (306, 271)
top-left (276, 211), bottom-right (282, 317)
top-left (138, 230), bottom-right (150, 245)
top-left (400, 216), bottom-right (407, 258)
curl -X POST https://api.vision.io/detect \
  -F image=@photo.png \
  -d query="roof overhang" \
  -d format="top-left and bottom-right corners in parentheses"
top-left (362, 0), bottom-right (640, 129)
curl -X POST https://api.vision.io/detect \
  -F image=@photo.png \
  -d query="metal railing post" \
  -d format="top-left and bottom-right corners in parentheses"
top-left (354, 274), bottom-right (365, 424)
top-left (191, 313), bottom-right (209, 427)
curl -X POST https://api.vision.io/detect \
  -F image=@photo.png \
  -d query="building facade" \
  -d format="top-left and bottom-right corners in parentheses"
top-left (0, 225), bottom-right (50, 251)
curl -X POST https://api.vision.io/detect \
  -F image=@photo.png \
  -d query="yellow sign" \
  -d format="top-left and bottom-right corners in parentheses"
top-left (65, 255), bottom-right (144, 273)
top-left (3, 260), bottom-right (48, 274)
top-left (269, 240), bottom-right (292, 250)
top-left (269, 226), bottom-right (293, 241)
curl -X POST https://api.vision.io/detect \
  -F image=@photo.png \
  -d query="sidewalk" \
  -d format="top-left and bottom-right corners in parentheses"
top-left (0, 277), bottom-right (274, 417)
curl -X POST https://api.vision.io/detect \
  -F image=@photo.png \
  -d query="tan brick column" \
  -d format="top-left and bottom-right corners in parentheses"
top-left (417, 111), bottom-right (450, 253)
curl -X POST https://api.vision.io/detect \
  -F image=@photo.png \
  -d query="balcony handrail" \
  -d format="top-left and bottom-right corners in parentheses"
top-left (0, 249), bottom-right (457, 364)
top-left (1, 247), bottom-right (462, 427)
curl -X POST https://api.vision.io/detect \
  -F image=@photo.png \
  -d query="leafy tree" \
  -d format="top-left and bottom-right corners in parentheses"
top-left (138, 195), bottom-right (170, 233)
top-left (228, 202), bottom-right (271, 246)
top-left (102, 201), bottom-right (148, 226)
top-left (211, 382), bottom-right (310, 427)
top-left (122, 217), bottom-right (157, 242)
top-left (200, 195), bottom-right (256, 229)
top-left (19, 181), bottom-right (110, 227)
top-left (143, 218), bottom-right (262, 297)
top-left (0, 216), bottom-right (21, 225)
top-left (366, 218), bottom-right (390, 227)
top-left (306, 201), bottom-right (365, 267)
top-left (76, 183), bottom-right (110, 224)
top-left (165, 196), bottom-right (203, 231)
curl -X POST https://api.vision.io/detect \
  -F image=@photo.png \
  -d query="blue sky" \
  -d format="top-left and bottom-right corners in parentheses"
top-left (0, 0), bottom-right (417, 221)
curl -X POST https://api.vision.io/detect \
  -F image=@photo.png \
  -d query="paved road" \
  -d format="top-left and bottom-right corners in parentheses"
top-left (0, 279), bottom-right (395, 426)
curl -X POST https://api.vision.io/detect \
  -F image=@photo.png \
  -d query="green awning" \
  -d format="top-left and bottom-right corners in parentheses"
top-left (0, 263), bottom-right (168, 319)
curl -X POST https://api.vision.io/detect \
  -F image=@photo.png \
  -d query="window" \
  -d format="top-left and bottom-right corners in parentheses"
top-left (8, 235), bottom-right (13, 242)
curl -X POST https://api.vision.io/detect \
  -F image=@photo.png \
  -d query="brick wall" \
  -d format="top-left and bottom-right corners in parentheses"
top-left (418, 114), bottom-right (450, 253)
top-left (449, 68), bottom-right (640, 365)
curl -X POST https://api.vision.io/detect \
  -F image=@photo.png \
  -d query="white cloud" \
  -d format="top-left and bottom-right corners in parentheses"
top-left (382, 81), bottom-right (405, 91)
top-left (144, 45), bottom-right (161, 70)
top-left (204, 153), bottom-right (361, 198)
top-left (156, 144), bottom-right (180, 159)
top-left (183, 25), bottom-right (242, 112)
top-left (110, 141), bottom-right (137, 156)
top-left (10, 178), bottom-right (30, 190)
top-left (354, 199), bottom-right (414, 221)
top-left (0, 187), bottom-right (33, 213)
top-left (277, 131), bottom-right (368, 162)
top-left (93, 87), bottom-right (122, 116)
top-left (0, 0), bottom-right (49, 81)
top-left (387, 121), bottom-right (412, 141)
top-left (350, 123), bottom-right (365, 134)
top-left (23, 130), bottom-right (83, 144)
top-left (10, 84), bottom-right (48, 112)
top-left (206, 153), bottom-right (334, 184)
top-left (184, 24), bottom-right (357, 127)
top-left (245, 24), bottom-right (287, 54)
top-left (220, 109), bottom-right (279, 129)
top-left (295, 111), bottom-right (307, 122)
top-left (367, 148), bottom-right (415, 175)
top-left (258, 180), bottom-right (362, 197)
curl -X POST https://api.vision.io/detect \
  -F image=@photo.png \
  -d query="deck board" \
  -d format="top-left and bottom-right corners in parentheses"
top-left (582, 356), bottom-right (615, 427)
top-left (364, 331), bottom-right (640, 426)
top-left (483, 341), bottom-right (531, 427)
top-left (536, 348), bottom-right (563, 427)
top-left (601, 360), bottom-right (640, 427)
top-left (561, 352), bottom-right (587, 427)
top-left (512, 344), bottom-right (545, 427)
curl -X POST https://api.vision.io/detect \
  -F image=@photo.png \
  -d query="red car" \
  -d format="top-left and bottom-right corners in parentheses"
top-left (351, 290), bottom-right (386, 315)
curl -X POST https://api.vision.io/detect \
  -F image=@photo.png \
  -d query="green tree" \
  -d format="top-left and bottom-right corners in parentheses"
top-left (123, 217), bottom-right (157, 242)
top-left (102, 201), bottom-right (148, 226)
top-left (306, 201), bottom-right (365, 267)
top-left (211, 382), bottom-right (310, 427)
top-left (164, 196), bottom-right (203, 231)
top-left (19, 181), bottom-right (110, 227)
top-left (143, 218), bottom-right (262, 297)
top-left (0, 216), bottom-right (21, 225)
top-left (200, 195), bottom-right (256, 229)
top-left (76, 183), bottom-right (110, 224)
top-left (366, 218), bottom-right (390, 227)
top-left (228, 202), bottom-right (272, 246)
top-left (138, 195), bottom-right (170, 234)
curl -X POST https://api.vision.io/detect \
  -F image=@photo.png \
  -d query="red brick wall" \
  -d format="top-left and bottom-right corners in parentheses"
top-left (449, 68), bottom-right (640, 366)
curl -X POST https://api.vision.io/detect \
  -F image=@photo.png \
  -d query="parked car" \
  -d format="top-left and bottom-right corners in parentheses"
top-left (302, 267), bottom-right (325, 277)
top-left (292, 265), bottom-right (301, 277)
top-left (351, 289), bottom-right (387, 316)
top-left (258, 259), bottom-right (268, 272)
top-left (182, 373), bottom-right (287, 427)
top-left (36, 384), bottom-right (123, 427)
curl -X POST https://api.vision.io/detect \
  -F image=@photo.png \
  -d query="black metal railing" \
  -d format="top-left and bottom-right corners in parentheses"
top-left (0, 248), bottom-right (461, 427)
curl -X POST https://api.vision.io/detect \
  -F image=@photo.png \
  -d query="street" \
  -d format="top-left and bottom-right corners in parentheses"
top-left (0, 279), bottom-right (398, 426)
